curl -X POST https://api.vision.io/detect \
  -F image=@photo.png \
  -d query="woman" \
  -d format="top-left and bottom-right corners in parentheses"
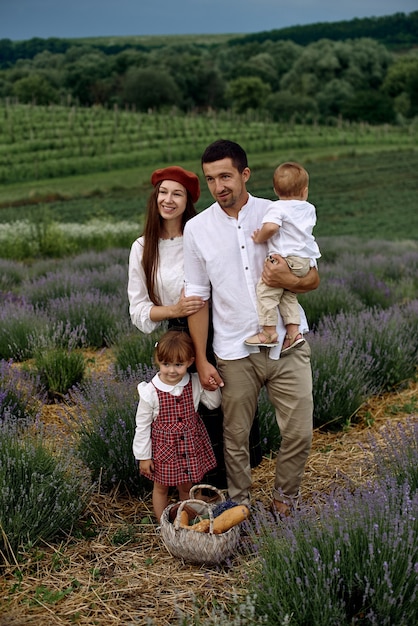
top-left (128, 165), bottom-right (261, 490)
top-left (128, 166), bottom-right (204, 333)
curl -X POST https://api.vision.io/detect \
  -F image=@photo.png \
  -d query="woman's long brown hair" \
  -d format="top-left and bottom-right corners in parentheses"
top-left (141, 183), bottom-right (197, 306)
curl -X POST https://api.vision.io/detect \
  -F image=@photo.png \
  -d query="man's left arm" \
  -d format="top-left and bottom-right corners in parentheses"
top-left (261, 255), bottom-right (320, 294)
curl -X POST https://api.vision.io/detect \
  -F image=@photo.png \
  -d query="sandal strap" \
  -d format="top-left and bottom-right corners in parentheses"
top-left (285, 332), bottom-right (303, 343)
top-left (258, 332), bottom-right (269, 343)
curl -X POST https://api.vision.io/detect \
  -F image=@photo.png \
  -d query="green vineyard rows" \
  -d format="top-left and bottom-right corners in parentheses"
top-left (1, 103), bottom-right (416, 184)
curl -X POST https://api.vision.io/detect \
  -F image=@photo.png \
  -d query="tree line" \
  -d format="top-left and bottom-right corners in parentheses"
top-left (229, 11), bottom-right (418, 48)
top-left (0, 11), bottom-right (417, 124)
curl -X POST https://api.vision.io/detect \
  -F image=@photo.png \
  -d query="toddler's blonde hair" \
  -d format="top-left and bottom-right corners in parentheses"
top-left (273, 161), bottom-right (309, 198)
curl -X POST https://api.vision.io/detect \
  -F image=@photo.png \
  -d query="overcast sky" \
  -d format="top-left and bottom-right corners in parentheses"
top-left (0, 0), bottom-right (416, 41)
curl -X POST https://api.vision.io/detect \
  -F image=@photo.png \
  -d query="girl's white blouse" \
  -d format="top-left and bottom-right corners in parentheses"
top-left (132, 372), bottom-right (221, 460)
top-left (128, 236), bottom-right (185, 334)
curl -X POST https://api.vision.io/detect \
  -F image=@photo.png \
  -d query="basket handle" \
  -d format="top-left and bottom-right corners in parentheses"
top-left (174, 498), bottom-right (215, 534)
top-left (189, 484), bottom-right (225, 502)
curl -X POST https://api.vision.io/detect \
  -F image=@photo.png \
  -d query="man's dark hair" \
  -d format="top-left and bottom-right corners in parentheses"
top-left (201, 139), bottom-right (248, 173)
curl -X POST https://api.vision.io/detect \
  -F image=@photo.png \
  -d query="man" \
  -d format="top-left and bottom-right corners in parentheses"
top-left (183, 139), bottom-right (319, 516)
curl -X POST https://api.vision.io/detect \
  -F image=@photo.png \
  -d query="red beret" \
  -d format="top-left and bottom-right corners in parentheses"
top-left (151, 166), bottom-right (200, 203)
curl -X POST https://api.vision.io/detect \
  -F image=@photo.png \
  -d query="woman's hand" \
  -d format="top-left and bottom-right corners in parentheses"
top-left (174, 289), bottom-right (205, 318)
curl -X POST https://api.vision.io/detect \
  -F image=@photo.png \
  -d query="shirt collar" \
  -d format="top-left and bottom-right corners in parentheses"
top-left (152, 372), bottom-right (190, 394)
top-left (214, 193), bottom-right (253, 218)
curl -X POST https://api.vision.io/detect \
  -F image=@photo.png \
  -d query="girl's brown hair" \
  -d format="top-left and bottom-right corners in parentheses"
top-left (154, 331), bottom-right (195, 364)
top-left (141, 184), bottom-right (197, 305)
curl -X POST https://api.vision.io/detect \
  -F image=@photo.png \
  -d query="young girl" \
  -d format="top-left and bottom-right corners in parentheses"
top-left (132, 330), bottom-right (220, 522)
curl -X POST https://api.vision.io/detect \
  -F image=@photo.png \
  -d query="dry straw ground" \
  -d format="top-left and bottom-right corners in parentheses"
top-left (1, 349), bottom-right (417, 626)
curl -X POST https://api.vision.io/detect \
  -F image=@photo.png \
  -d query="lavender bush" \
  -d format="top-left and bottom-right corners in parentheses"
top-left (342, 270), bottom-right (397, 309)
top-left (0, 298), bottom-right (51, 360)
top-left (348, 249), bottom-right (418, 291)
top-left (67, 368), bottom-right (154, 496)
top-left (309, 326), bottom-right (377, 430)
top-left (34, 348), bottom-right (87, 398)
top-left (61, 248), bottom-right (129, 272)
top-left (114, 329), bottom-right (161, 376)
top-left (318, 237), bottom-right (418, 268)
top-left (25, 268), bottom-right (89, 306)
top-left (0, 258), bottom-right (130, 358)
top-left (368, 418), bottom-right (418, 493)
top-left (21, 248), bottom-right (128, 282)
top-left (0, 258), bottom-right (27, 292)
top-left (25, 263), bottom-right (127, 306)
top-left (299, 278), bottom-right (364, 331)
top-left (0, 359), bottom-right (44, 423)
top-left (300, 237), bottom-right (418, 329)
top-left (24, 258), bottom-right (129, 350)
top-left (0, 419), bottom-right (91, 559)
top-left (45, 291), bottom-right (126, 348)
top-left (310, 302), bottom-right (418, 428)
top-left (40, 319), bottom-right (88, 351)
top-left (249, 424), bottom-right (418, 626)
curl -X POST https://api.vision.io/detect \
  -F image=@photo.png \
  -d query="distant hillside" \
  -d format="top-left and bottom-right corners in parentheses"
top-left (0, 32), bottom-right (240, 66)
top-left (1, 11), bottom-right (417, 123)
top-left (228, 11), bottom-right (418, 49)
top-left (0, 11), bottom-right (417, 65)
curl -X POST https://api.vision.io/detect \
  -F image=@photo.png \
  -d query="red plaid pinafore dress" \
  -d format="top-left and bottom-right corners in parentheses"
top-left (142, 378), bottom-right (217, 486)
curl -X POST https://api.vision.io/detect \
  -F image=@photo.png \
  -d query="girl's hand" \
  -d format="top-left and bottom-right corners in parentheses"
top-left (175, 288), bottom-right (205, 318)
top-left (252, 229), bottom-right (261, 242)
top-left (140, 459), bottom-right (154, 474)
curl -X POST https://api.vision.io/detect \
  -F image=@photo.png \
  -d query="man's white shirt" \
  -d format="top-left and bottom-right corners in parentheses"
top-left (183, 194), bottom-right (309, 361)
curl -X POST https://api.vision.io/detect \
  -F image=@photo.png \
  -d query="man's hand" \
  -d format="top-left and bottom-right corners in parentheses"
top-left (261, 254), bottom-right (320, 294)
top-left (196, 358), bottom-right (224, 391)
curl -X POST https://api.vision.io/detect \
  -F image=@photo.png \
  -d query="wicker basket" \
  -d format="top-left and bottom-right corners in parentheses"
top-left (159, 484), bottom-right (241, 565)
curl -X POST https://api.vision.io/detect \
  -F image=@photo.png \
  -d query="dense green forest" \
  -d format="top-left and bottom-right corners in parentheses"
top-left (0, 12), bottom-right (417, 123)
top-left (230, 11), bottom-right (418, 47)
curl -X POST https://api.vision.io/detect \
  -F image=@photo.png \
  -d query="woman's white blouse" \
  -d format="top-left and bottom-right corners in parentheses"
top-left (128, 235), bottom-right (185, 334)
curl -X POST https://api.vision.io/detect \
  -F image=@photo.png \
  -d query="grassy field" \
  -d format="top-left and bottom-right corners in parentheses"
top-left (0, 105), bottom-right (417, 241)
top-left (1, 149), bottom-right (417, 241)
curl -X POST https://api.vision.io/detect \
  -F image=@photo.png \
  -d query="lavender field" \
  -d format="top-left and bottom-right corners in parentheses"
top-left (1, 236), bottom-right (417, 478)
top-left (1, 233), bottom-right (417, 624)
